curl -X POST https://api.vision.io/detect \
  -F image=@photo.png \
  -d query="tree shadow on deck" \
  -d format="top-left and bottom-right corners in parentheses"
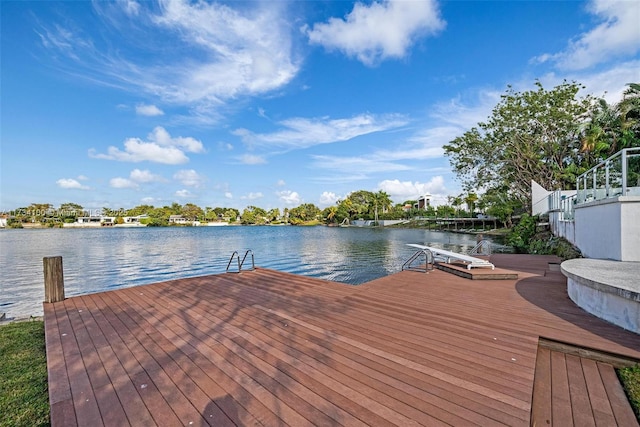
top-left (515, 272), bottom-right (640, 357)
top-left (134, 267), bottom-right (359, 426)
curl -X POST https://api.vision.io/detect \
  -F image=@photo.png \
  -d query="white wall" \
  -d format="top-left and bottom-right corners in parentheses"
top-left (574, 196), bottom-right (640, 261)
top-left (549, 211), bottom-right (576, 245)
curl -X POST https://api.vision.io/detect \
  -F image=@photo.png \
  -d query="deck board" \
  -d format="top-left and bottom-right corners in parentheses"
top-left (45, 254), bottom-right (640, 426)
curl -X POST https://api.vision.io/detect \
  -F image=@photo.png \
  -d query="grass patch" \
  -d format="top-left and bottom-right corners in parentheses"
top-left (618, 365), bottom-right (640, 421)
top-left (0, 320), bottom-right (50, 427)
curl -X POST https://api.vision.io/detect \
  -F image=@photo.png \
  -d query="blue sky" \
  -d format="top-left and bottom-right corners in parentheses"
top-left (1, 0), bottom-right (639, 212)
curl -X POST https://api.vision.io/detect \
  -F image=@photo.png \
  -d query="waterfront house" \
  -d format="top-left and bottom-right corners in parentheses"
top-left (414, 194), bottom-right (432, 210)
top-left (169, 215), bottom-right (189, 225)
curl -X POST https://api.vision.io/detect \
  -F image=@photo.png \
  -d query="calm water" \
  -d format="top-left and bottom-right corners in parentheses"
top-left (0, 226), bottom-right (507, 318)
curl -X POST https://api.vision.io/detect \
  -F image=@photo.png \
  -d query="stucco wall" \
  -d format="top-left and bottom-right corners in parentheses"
top-left (549, 212), bottom-right (576, 245)
top-left (574, 196), bottom-right (640, 261)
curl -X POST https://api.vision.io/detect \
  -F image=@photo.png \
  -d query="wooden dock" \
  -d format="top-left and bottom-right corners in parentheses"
top-left (44, 254), bottom-right (640, 426)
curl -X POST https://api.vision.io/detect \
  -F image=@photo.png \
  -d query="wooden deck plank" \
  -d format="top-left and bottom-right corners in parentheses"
top-left (566, 354), bottom-right (597, 427)
top-left (598, 362), bottom-right (640, 427)
top-left (530, 346), bottom-right (552, 426)
top-left (581, 358), bottom-right (617, 426)
top-left (44, 254), bottom-right (640, 427)
top-left (550, 349), bottom-right (573, 426)
top-left (138, 277), bottom-right (529, 425)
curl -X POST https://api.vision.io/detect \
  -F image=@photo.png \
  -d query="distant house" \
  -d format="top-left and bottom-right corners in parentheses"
top-left (0, 215), bottom-right (7, 228)
top-left (66, 216), bottom-right (116, 227)
top-left (414, 194), bottom-right (432, 210)
top-left (123, 214), bottom-right (148, 224)
top-left (169, 215), bottom-right (189, 224)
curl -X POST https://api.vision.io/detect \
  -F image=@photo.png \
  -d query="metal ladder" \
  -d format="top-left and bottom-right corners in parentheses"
top-left (469, 239), bottom-right (492, 256)
top-left (226, 249), bottom-right (255, 273)
top-left (402, 248), bottom-right (435, 273)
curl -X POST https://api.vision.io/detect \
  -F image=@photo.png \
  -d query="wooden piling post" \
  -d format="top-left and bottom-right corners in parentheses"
top-left (44, 256), bottom-right (65, 303)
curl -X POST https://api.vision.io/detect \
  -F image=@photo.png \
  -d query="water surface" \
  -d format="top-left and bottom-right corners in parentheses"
top-left (0, 226), bottom-right (507, 318)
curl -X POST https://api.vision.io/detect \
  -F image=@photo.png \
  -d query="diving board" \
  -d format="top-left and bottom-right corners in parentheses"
top-left (407, 243), bottom-right (495, 270)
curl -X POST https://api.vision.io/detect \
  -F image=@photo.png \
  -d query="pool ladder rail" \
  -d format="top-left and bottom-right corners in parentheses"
top-left (402, 248), bottom-right (435, 273)
top-left (226, 249), bottom-right (255, 273)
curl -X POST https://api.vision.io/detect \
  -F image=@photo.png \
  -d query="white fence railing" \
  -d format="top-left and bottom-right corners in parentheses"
top-left (576, 147), bottom-right (640, 204)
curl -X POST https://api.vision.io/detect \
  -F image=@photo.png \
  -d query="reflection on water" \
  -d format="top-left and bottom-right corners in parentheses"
top-left (0, 226), bottom-right (509, 318)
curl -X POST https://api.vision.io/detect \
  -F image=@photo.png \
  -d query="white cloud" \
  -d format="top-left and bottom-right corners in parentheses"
top-left (110, 168), bottom-right (164, 189)
top-left (429, 90), bottom-right (502, 130)
top-left (173, 169), bottom-right (205, 187)
top-left (224, 192), bottom-right (233, 199)
top-left (135, 103), bottom-right (164, 116)
top-left (532, 0), bottom-right (640, 70)
top-left (319, 191), bottom-right (340, 206)
top-left (122, 0), bottom-right (140, 17)
top-left (378, 177), bottom-right (447, 203)
top-left (56, 178), bottom-right (90, 190)
top-left (241, 192), bottom-right (263, 200)
top-left (533, 61), bottom-right (640, 104)
top-left (277, 190), bottom-right (301, 205)
top-left (77, 175), bottom-right (89, 181)
top-left (306, 0), bottom-right (445, 66)
top-left (276, 179), bottom-right (286, 186)
top-left (129, 169), bottom-right (164, 183)
top-left (234, 113), bottom-right (408, 150)
top-left (238, 154), bottom-right (267, 165)
top-left (39, 1), bottom-right (300, 122)
top-left (89, 127), bottom-right (203, 164)
top-left (175, 189), bottom-right (193, 198)
top-left (312, 154), bottom-right (412, 175)
top-left (109, 177), bottom-right (138, 189)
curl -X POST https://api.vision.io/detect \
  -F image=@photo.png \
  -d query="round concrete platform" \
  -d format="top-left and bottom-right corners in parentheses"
top-left (561, 258), bottom-right (640, 334)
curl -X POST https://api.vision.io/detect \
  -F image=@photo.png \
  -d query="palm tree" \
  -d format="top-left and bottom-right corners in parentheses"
top-left (452, 196), bottom-right (463, 217)
top-left (581, 85), bottom-right (640, 162)
top-left (326, 206), bottom-right (337, 223)
top-left (618, 83), bottom-right (640, 148)
top-left (464, 193), bottom-right (478, 215)
top-left (371, 191), bottom-right (392, 224)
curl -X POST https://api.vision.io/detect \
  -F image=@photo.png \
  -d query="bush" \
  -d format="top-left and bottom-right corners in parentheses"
top-left (507, 214), bottom-right (537, 253)
top-left (528, 231), bottom-right (582, 260)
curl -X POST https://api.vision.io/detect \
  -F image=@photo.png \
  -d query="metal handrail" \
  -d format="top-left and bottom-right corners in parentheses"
top-left (239, 250), bottom-right (255, 271)
top-left (402, 249), bottom-right (434, 273)
top-left (469, 239), bottom-right (491, 256)
top-left (226, 251), bottom-right (240, 273)
top-left (576, 147), bottom-right (640, 204)
top-left (226, 250), bottom-right (255, 273)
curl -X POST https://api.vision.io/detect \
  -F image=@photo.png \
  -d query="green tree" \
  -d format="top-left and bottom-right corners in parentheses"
top-left (444, 80), bottom-right (593, 211)
top-left (128, 204), bottom-right (155, 216)
top-left (436, 204), bottom-right (454, 217)
top-left (267, 208), bottom-right (281, 223)
top-left (26, 203), bottom-right (54, 223)
top-left (580, 83), bottom-right (640, 162)
top-left (371, 190), bottom-right (392, 224)
top-left (288, 203), bottom-right (320, 225)
top-left (168, 202), bottom-right (183, 215)
top-left (182, 203), bottom-right (204, 221)
top-left (344, 190), bottom-right (372, 219)
top-left (323, 206), bottom-right (338, 224)
top-left (224, 208), bottom-right (239, 222)
top-left (507, 214), bottom-right (537, 253)
top-left (464, 193), bottom-right (478, 215)
top-left (452, 196), bottom-right (463, 217)
top-left (59, 203), bottom-right (84, 222)
top-left (241, 206), bottom-right (267, 224)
